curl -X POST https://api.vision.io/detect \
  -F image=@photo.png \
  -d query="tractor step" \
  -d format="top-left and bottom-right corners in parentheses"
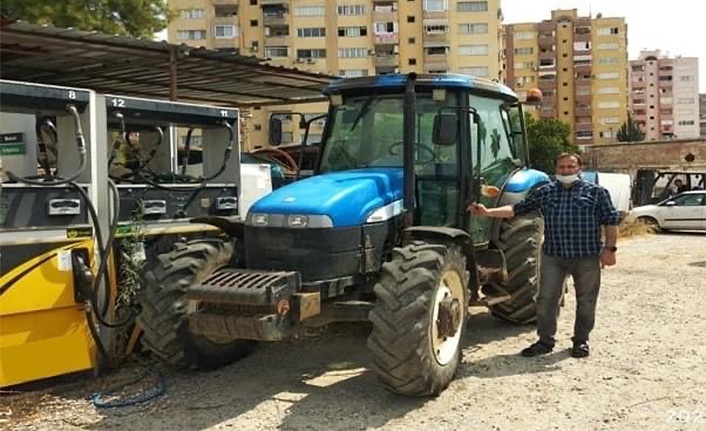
top-left (469, 294), bottom-right (512, 307)
top-left (185, 268), bottom-right (300, 306)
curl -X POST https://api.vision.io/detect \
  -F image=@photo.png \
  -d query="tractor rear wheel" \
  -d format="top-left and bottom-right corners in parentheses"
top-left (137, 239), bottom-right (256, 369)
top-left (368, 241), bottom-right (469, 396)
top-left (488, 214), bottom-right (543, 324)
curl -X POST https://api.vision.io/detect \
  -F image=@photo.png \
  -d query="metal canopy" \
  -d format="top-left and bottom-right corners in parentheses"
top-left (0, 21), bottom-right (336, 107)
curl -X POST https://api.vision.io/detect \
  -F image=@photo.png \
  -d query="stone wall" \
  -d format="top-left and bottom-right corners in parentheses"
top-left (582, 138), bottom-right (706, 176)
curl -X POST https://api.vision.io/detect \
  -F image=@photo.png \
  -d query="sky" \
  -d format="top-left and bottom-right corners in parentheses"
top-left (501, 0), bottom-right (706, 92)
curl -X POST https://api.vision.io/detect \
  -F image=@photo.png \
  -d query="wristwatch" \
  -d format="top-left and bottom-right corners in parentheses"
top-left (604, 246), bottom-right (617, 252)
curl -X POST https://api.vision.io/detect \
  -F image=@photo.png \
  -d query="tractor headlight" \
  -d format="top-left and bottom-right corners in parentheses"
top-left (251, 213), bottom-right (269, 226)
top-left (287, 215), bottom-right (308, 227)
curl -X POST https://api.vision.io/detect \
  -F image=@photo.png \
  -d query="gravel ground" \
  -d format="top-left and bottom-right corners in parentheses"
top-left (2, 232), bottom-right (705, 431)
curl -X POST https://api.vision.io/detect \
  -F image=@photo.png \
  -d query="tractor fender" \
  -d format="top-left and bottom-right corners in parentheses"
top-left (190, 216), bottom-right (244, 239)
top-left (402, 226), bottom-right (480, 293)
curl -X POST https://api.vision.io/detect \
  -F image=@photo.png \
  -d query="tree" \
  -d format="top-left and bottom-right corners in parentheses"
top-left (525, 114), bottom-right (581, 174)
top-left (616, 114), bottom-right (645, 142)
top-left (0, 0), bottom-right (174, 39)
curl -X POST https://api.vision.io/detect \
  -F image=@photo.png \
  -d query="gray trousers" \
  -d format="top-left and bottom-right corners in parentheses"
top-left (536, 253), bottom-right (601, 346)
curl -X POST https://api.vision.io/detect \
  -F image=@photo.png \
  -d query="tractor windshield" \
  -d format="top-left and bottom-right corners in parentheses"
top-left (319, 91), bottom-right (458, 173)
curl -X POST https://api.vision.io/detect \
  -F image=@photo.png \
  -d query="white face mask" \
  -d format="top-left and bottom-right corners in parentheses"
top-left (556, 174), bottom-right (579, 184)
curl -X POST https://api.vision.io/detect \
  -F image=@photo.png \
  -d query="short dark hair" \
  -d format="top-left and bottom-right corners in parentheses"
top-left (555, 153), bottom-right (583, 167)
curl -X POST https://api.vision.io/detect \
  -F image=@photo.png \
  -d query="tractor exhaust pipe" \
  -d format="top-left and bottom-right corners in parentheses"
top-left (403, 72), bottom-right (417, 227)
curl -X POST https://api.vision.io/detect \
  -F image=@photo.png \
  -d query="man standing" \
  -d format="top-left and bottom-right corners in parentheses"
top-left (469, 153), bottom-right (620, 358)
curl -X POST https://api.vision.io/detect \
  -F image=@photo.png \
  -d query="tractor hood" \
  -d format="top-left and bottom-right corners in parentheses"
top-left (248, 168), bottom-right (404, 227)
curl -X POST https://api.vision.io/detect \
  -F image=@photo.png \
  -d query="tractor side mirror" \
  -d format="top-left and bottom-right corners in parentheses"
top-left (432, 112), bottom-right (458, 146)
top-left (269, 117), bottom-right (283, 146)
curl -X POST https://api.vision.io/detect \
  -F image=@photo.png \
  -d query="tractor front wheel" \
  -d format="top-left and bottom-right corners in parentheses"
top-left (137, 239), bottom-right (256, 369)
top-left (368, 241), bottom-right (469, 396)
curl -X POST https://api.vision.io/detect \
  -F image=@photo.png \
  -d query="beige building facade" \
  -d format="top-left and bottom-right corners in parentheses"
top-left (505, 9), bottom-right (629, 145)
top-left (167, 0), bottom-right (503, 150)
top-left (629, 50), bottom-right (701, 141)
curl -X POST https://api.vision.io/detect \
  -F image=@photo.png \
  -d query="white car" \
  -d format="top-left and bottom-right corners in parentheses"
top-left (630, 190), bottom-right (706, 231)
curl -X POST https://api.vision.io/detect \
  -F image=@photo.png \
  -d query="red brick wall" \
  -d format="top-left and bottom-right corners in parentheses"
top-left (582, 138), bottom-right (706, 176)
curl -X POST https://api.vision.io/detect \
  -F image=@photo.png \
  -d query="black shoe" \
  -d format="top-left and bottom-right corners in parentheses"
top-left (520, 341), bottom-right (554, 357)
top-left (571, 342), bottom-right (590, 358)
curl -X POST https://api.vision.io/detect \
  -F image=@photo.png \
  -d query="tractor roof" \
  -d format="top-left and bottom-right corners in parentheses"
top-left (323, 74), bottom-right (517, 100)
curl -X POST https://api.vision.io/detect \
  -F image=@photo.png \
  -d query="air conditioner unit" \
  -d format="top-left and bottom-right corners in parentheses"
top-left (368, 49), bottom-right (376, 56)
top-left (306, 58), bottom-right (315, 63)
top-left (295, 58), bottom-right (305, 63)
top-left (393, 45), bottom-right (399, 54)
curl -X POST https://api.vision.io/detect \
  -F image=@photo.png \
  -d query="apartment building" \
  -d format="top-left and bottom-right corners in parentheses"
top-left (167, 0), bottom-right (503, 149)
top-left (629, 50), bottom-right (700, 140)
top-left (699, 93), bottom-right (706, 137)
top-left (505, 9), bottom-right (628, 145)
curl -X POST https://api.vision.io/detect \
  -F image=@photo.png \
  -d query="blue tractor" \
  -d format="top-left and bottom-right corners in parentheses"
top-left (137, 73), bottom-right (550, 396)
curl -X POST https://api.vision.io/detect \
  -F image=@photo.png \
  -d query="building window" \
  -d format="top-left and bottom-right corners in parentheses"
top-left (176, 30), bottom-right (207, 40)
top-left (513, 47), bottom-right (534, 55)
top-left (297, 27), bottom-right (326, 38)
top-left (678, 120), bottom-right (695, 126)
top-left (597, 27), bottom-right (620, 35)
top-left (296, 49), bottom-right (326, 58)
top-left (250, 0), bottom-right (257, 4)
top-left (409, 58), bottom-right (417, 65)
top-left (425, 46), bottom-right (448, 55)
top-left (598, 56), bottom-right (620, 65)
top-left (338, 47), bottom-right (368, 58)
top-left (459, 23), bottom-right (488, 34)
top-left (600, 117), bottom-right (621, 125)
top-left (408, 37), bottom-right (416, 43)
top-left (180, 9), bottom-right (205, 19)
top-left (374, 21), bottom-right (398, 35)
top-left (295, 6), bottom-right (325, 16)
top-left (457, 1), bottom-right (488, 12)
top-left (264, 46), bottom-right (288, 57)
top-left (677, 98), bottom-right (695, 104)
top-left (338, 26), bottom-right (368, 37)
top-left (597, 42), bottom-right (619, 50)
top-left (250, 20), bottom-right (258, 27)
top-left (424, 23), bottom-right (448, 34)
top-left (337, 5), bottom-right (366, 15)
top-left (597, 71), bottom-right (620, 80)
top-left (214, 25), bottom-right (237, 39)
top-left (679, 75), bottom-right (694, 82)
top-left (513, 31), bottom-right (536, 40)
top-left (458, 44), bottom-right (488, 56)
top-left (339, 69), bottom-right (369, 77)
top-left (459, 66), bottom-right (489, 77)
top-left (597, 87), bottom-right (620, 94)
top-left (598, 101), bottom-right (620, 109)
top-left (407, 16), bottom-right (415, 23)
top-left (423, 0), bottom-right (448, 11)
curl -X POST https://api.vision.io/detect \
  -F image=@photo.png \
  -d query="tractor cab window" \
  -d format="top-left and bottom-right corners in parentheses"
top-left (318, 92), bottom-right (458, 173)
top-left (470, 95), bottom-right (520, 186)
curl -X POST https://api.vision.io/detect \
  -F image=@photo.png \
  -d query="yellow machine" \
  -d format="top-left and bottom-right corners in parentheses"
top-left (0, 81), bottom-right (105, 387)
top-left (0, 238), bottom-right (97, 387)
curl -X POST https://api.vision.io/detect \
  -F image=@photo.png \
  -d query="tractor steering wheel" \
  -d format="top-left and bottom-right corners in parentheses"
top-left (251, 147), bottom-right (300, 174)
top-left (388, 141), bottom-right (436, 164)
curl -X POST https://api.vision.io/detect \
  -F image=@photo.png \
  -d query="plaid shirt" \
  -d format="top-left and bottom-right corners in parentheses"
top-left (513, 179), bottom-right (620, 258)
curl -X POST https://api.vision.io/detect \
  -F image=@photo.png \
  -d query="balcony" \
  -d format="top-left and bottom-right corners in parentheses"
top-left (260, 0), bottom-right (287, 5)
top-left (424, 53), bottom-right (449, 66)
top-left (263, 12), bottom-right (288, 26)
top-left (575, 122), bottom-right (593, 132)
top-left (264, 34), bottom-right (290, 46)
top-left (538, 36), bottom-right (554, 47)
top-left (213, 16), bottom-right (238, 26)
top-left (375, 55), bottom-right (399, 67)
top-left (538, 79), bottom-right (556, 89)
top-left (422, 32), bottom-right (450, 45)
top-left (374, 33), bottom-right (399, 45)
top-left (423, 10), bottom-right (449, 20)
top-left (373, 8), bottom-right (398, 21)
top-left (575, 107), bottom-right (592, 116)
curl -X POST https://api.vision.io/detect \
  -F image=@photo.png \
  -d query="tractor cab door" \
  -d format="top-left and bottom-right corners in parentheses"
top-left (467, 95), bottom-right (525, 246)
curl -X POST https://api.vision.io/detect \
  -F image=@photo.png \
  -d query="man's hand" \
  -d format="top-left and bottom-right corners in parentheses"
top-left (467, 202), bottom-right (491, 217)
top-left (600, 249), bottom-right (617, 268)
